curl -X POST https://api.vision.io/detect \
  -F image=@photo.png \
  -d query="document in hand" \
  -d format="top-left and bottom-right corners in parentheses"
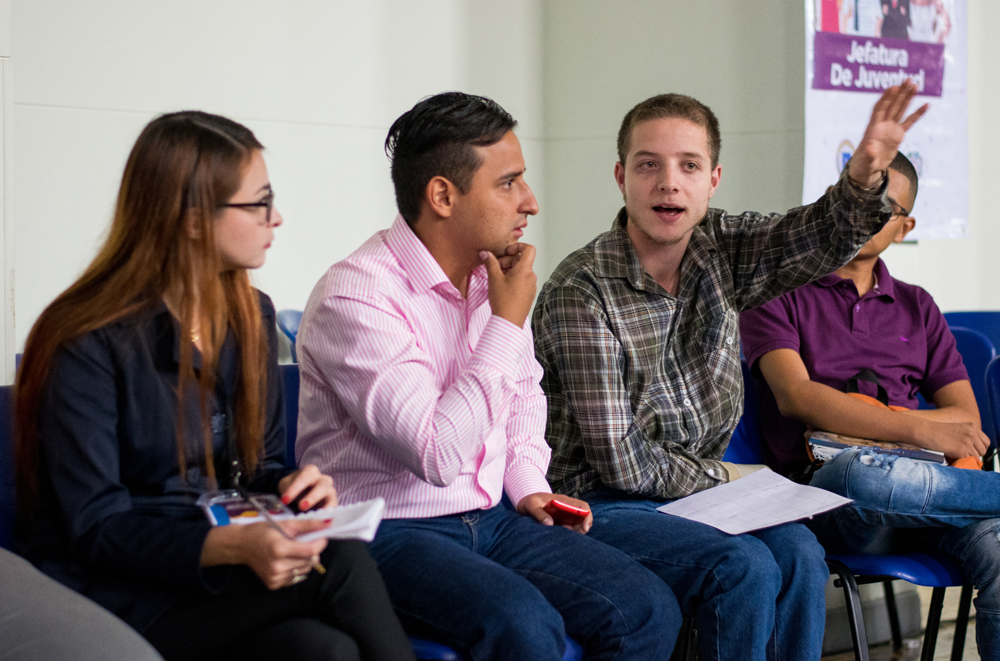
top-left (656, 469), bottom-right (851, 535)
top-left (199, 490), bottom-right (387, 542)
top-left (296, 498), bottom-right (387, 543)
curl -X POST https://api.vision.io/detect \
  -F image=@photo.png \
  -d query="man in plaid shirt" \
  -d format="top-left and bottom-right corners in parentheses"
top-left (532, 82), bottom-right (927, 660)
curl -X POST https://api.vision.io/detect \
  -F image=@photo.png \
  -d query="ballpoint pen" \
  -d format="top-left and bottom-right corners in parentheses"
top-left (236, 484), bottom-right (326, 575)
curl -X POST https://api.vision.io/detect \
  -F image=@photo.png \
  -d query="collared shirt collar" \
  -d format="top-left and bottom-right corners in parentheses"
top-left (592, 207), bottom-right (714, 295)
top-left (148, 301), bottom-right (202, 371)
top-left (814, 257), bottom-right (895, 299)
top-left (385, 215), bottom-right (450, 295)
top-left (593, 209), bottom-right (645, 285)
top-left (154, 299), bottom-right (239, 395)
top-left (383, 214), bottom-right (489, 302)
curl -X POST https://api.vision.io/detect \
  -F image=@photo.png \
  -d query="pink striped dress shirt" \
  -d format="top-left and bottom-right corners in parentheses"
top-left (295, 216), bottom-right (552, 519)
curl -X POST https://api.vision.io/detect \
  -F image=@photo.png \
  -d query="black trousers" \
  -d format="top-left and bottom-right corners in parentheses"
top-left (143, 540), bottom-right (415, 661)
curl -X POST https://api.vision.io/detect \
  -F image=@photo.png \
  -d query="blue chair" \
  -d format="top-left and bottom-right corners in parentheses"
top-left (279, 363), bottom-right (300, 468)
top-left (277, 309), bottom-right (303, 362)
top-left (410, 639), bottom-right (461, 661)
top-left (985, 356), bottom-right (1000, 445)
top-left (924, 326), bottom-right (996, 658)
top-left (916, 326), bottom-right (995, 418)
top-left (0, 385), bottom-right (15, 550)
top-left (732, 359), bottom-right (970, 661)
top-left (723, 359), bottom-right (763, 464)
top-left (945, 311), bottom-right (1000, 357)
top-left (411, 638), bottom-right (583, 661)
top-left (949, 326), bottom-right (997, 451)
top-left (825, 553), bottom-right (968, 661)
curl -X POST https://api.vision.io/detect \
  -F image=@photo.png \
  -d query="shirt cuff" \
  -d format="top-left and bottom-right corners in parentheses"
top-left (838, 167), bottom-right (891, 221)
top-left (743, 338), bottom-right (800, 371)
top-left (178, 521), bottom-right (229, 593)
top-left (473, 315), bottom-right (532, 382)
top-left (504, 464), bottom-right (552, 508)
top-left (703, 459), bottom-right (730, 484)
top-left (923, 369), bottom-right (973, 401)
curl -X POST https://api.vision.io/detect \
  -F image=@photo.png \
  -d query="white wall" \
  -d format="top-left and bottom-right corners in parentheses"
top-left (540, 0), bottom-right (807, 282)
top-left (11, 0), bottom-right (1000, 353)
top-left (0, 0), bottom-right (11, 384)
top-left (12, 0), bottom-right (544, 349)
top-left (881, 0), bottom-right (1000, 310)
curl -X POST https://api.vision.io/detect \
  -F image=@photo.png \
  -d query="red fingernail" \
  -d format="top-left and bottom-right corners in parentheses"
top-left (300, 501), bottom-right (309, 510)
top-left (281, 495), bottom-right (291, 504)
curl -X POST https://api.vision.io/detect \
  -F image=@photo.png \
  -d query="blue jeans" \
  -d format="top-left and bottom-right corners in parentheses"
top-left (809, 448), bottom-right (1000, 660)
top-left (582, 488), bottom-right (828, 661)
top-left (368, 505), bottom-right (682, 661)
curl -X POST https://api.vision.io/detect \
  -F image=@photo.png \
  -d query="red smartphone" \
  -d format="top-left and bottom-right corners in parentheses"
top-left (543, 499), bottom-right (590, 525)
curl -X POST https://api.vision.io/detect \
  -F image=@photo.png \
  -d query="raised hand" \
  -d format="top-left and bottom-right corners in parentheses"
top-left (848, 80), bottom-right (929, 189)
top-left (480, 243), bottom-right (537, 328)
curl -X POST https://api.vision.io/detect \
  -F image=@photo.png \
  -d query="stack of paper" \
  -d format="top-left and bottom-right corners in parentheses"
top-left (656, 469), bottom-right (851, 535)
top-left (296, 498), bottom-right (387, 542)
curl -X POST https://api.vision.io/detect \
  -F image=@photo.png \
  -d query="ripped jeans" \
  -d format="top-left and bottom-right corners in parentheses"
top-left (809, 448), bottom-right (1000, 660)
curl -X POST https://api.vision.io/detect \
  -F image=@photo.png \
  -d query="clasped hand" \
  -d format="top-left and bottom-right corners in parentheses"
top-left (480, 243), bottom-right (537, 329)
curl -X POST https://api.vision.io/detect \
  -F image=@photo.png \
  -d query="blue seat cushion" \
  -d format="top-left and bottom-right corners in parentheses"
top-left (827, 551), bottom-right (965, 587)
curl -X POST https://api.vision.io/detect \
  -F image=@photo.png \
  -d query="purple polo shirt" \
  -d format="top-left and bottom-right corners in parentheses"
top-left (738, 258), bottom-right (969, 476)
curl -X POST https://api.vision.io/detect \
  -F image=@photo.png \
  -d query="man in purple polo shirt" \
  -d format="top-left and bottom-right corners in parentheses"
top-left (740, 153), bottom-right (1000, 659)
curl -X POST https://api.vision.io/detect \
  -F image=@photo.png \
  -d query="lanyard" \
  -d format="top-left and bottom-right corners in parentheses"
top-left (223, 402), bottom-right (242, 489)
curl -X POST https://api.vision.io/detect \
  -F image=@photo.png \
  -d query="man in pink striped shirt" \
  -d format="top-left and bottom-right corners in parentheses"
top-left (295, 93), bottom-right (681, 660)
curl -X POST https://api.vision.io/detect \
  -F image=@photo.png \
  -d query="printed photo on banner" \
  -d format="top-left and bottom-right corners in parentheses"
top-left (818, 0), bottom-right (951, 42)
top-left (805, 0), bottom-right (966, 239)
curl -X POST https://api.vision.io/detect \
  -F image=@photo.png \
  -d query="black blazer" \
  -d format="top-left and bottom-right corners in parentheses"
top-left (19, 292), bottom-right (292, 632)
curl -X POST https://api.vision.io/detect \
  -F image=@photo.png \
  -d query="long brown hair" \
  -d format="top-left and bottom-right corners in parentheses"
top-left (16, 111), bottom-right (269, 506)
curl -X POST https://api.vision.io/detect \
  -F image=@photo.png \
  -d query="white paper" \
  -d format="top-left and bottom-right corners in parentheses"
top-left (295, 497), bottom-right (387, 543)
top-left (656, 469), bottom-right (851, 535)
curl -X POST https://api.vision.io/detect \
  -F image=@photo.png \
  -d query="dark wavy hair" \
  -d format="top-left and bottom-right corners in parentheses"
top-left (386, 92), bottom-right (516, 224)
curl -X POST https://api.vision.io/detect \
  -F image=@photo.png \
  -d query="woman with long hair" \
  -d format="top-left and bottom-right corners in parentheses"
top-left (14, 111), bottom-right (414, 661)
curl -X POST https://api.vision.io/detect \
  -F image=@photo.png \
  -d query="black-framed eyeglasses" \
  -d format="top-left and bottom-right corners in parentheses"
top-left (220, 192), bottom-right (275, 225)
top-left (888, 198), bottom-right (909, 218)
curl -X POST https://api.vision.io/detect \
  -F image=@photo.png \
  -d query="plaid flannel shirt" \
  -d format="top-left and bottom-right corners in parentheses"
top-left (532, 172), bottom-right (890, 500)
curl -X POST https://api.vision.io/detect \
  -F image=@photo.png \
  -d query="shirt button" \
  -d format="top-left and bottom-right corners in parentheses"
top-left (683, 398), bottom-right (692, 406)
top-left (854, 304), bottom-right (860, 312)
top-left (726, 337), bottom-right (734, 345)
top-left (706, 468), bottom-right (715, 476)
